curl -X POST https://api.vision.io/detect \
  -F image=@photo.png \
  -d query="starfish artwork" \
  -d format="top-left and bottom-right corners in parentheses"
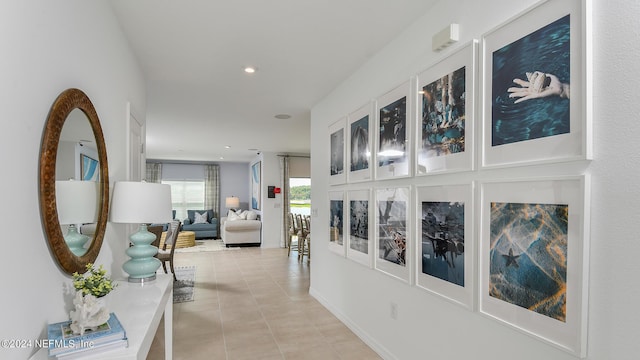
top-left (502, 248), bottom-right (520, 268)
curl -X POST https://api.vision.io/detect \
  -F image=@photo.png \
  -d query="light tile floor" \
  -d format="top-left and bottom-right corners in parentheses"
top-left (147, 246), bottom-right (381, 360)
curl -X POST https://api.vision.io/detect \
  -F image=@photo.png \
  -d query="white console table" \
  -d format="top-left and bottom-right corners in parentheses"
top-left (31, 274), bottom-right (173, 360)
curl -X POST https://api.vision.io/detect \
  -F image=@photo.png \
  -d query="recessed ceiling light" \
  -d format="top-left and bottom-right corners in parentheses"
top-left (274, 114), bottom-right (291, 119)
top-left (225, 145), bottom-right (231, 149)
top-left (244, 66), bottom-right (257, 74)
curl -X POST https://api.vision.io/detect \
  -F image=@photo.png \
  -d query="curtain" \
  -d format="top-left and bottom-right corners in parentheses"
top-left (280, 156), bottom-right (290, 248)
top-left (204, 164), bottom-right (220, 219)
top-left (145, 163), bottom-right (162, 183)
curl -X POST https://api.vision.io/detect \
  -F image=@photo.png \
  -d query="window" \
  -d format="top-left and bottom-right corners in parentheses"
top-left (289, 177), bottom-right (310, 215)
top-left (161, 180), bottom-right (205, 220)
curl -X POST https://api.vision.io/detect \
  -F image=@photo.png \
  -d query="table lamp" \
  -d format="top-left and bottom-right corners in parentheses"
top-left (110, 181), bottom-right (172, 283)
top-left (225, 196), bottom-right (240, 211)
top-left (56, 180), bottom-right (99, 257)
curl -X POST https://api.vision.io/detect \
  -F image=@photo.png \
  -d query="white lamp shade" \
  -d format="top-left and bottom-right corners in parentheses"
top-left (56, 180), bottom-right (99, 224)
top-left (110, 181), bottom-right (172, 224)
top-left (225, 196), bottom-right (240, 208)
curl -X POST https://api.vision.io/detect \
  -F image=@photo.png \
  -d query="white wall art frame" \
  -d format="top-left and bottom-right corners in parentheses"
top-left (481, 0), bottom-right (592, 168)
top-left (328, 190), bottom-right (346, 257)
top-left (374, 81), bottom-right (412, 180)
top-left (346, 188), bottom-right (372, 267)
top-left (374, 186), bottom-right (411, 283)
top-left (347, 102), bottom-right (374, 183)
top-left (416, 40), bottom-right (477, 175)
top-left (415, 183), bottom-right (474, 310)
top-left (329, 117), bottom-right (346, 185)
top-left (478, 176), bottom-right (590, 357)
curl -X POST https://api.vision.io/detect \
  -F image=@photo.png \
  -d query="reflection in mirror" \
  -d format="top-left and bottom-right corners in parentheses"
top-left (56, 180), bottom-right (98, 256)
top-left (55, 109), bottom-right (100, 256)
top-left (40, 88), bottom-right (109, 275)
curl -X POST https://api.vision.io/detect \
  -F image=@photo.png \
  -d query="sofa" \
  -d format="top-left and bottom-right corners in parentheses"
top-left (221, 210), bottom-right (261, 246)
top-left (182, 209), bottom-right (218, 239)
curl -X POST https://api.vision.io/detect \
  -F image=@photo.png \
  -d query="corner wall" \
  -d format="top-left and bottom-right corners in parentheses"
top-left (310, 0), bottom-right (640, 359)
top-left (0, 1), bottom-right (145, 358)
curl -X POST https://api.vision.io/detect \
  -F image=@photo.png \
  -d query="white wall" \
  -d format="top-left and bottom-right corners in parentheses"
top-left (0, 1), bottom-right (145, 358)
top-left (310, 0), bottom-right (640, 359)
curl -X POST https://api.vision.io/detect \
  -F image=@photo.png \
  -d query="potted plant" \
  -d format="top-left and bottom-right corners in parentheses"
top-left (69, 263), bottom-right (117, 335)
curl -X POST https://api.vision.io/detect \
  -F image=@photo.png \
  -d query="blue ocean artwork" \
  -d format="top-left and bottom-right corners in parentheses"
top-left (489, 202), bottom-right (568, 322)
top-left (421, 201), bottom-right (465, 286)
top-left (492, 15), bottom-right (570, 146)
top-left (81, 155), bottom-right (99, 181)
top-left (350, 115), bottom-right (369, 172)
top-left (420, 66), bottom-right (466, 159)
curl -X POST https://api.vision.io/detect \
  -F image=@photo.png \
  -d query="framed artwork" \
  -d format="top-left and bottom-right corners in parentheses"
top-left (329, 118), bottom-right (346, 185)
top-left (416, 40), bottom-right (477, 175)
top-left (415, 183), bottom-right (474, 309)
top-left (346, 189), bottom-right (372, 267)
top-left (479, 176), bottom-right (590, 357)
top-left (375, 81), bottom-right (411, 180)
top-left (347, 102), bottom-right (373, 183)
top-left (80, 154), bottom-right (99, 181)
top-left (374, 186), bottom-right (410, 283)
top-left (251, 161), bottom-right (261, 210)
top-left (328, 191), bottom-right (345, 257)
top-left (481, 0), bottom-right (591, 168)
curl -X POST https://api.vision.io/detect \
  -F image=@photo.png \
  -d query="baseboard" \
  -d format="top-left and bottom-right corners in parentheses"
top-left (309, 287), bottom-right (397, 360)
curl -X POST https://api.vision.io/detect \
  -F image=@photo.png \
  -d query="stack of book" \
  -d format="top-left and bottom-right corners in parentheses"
top-left (47, 313), bottom-right (128, 359)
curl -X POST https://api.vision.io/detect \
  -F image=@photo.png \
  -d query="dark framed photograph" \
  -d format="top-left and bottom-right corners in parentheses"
top-left (416, 40), bottom-right (477, 175)
top-left (346, 189), bottom-right (371, 267)
top-left (481, 0), bottom-right (591, 168)
top-left (374, 186), bottom-right (410, 283)
top-left (416, 183), bottom-right (474, 309)
top-left (329, 118), bottom-right (346, 185)
top-left (375, 81), bottom-right (411, 180)
top-left (328, 191), bottom-right (345, 256)
top-left (347, 102), bottom-right (373, 183)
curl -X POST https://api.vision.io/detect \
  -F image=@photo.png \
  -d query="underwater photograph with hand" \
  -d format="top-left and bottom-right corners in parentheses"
top-left (491, 15), bottom-right (570, 146)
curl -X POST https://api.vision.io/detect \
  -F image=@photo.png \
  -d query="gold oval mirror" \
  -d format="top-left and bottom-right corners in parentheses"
top-left (39, 88), bottom-right (109, 274)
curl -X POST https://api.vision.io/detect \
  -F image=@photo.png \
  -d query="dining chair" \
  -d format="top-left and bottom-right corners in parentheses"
top-left (147, 225), bottom-right (164, 249)
top-left (157, 220), bottom-right (181, 281)
top-left (296, 214), bottom-right (309, 263)
top-left (287, 213), bottom-right (299, 257)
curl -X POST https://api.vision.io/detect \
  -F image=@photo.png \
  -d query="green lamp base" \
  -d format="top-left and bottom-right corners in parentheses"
top-left (122, 224), bottom-right (161, 283)
top-left (64, 224), bottom-right (89, 257)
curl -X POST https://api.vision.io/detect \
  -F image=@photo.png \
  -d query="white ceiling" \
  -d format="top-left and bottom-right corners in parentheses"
top-left (109, 0), bottom-right (438, 163)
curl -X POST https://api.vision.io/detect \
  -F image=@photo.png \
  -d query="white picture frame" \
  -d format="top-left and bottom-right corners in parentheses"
top-left (347, 102), bottom-right (374, 183)
top-left (478, 176), bottom-right (590, 357)
top-left (416, 40), bottom-right (477, 175)
top-left (328, 190), bottom-right (346, 257)
top-left (481, 0), bottom-right (592, 168)
top-left (346, 188), bottom-right (372, 267)
top-left (374, 186), bottom-right (411, 283)
top-left (374, 81), bottom-right (412, 180)
top-left (415, 183), bottom-right (474, 310)
top-left (329, 117), bottom-right (346, 185)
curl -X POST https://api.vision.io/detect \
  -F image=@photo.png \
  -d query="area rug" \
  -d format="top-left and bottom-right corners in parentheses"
top-left (175, 239), bottom-right (240, 253)
top-left (173, 265), bottom-right (196, 303)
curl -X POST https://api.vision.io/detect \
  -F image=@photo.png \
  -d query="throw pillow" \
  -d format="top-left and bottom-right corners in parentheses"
top-left (246, 210), bottom-right (258, 220)
top-left (238, 210), bottom-right (248, 220)
top-left (227, 210), bottom-right (240, 221)
top-left (193, 211), bottom-right (208, 224)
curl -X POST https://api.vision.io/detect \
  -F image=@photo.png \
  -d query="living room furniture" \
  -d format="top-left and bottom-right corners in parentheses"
top-left (220, 211), bottom-right (261, 246)
top-left (182, 209), bottom-right (218, 239)
top-left (159, 230), bottom-right (196, 249)
top-left (30, 274), bottom-right (173, 360)
top-left (157, 220), bottom-right (181, 281)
